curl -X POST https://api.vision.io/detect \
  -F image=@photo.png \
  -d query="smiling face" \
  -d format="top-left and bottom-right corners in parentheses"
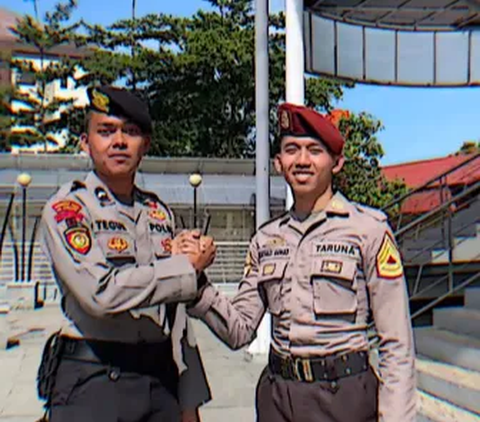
top-left (81, 111), bottom-right (150, 180)
top-left (274, 136), bottom-right (344, 199)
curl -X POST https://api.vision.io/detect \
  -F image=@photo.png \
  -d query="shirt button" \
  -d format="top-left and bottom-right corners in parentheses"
top-left (109, 368), bottom-right (120, 382)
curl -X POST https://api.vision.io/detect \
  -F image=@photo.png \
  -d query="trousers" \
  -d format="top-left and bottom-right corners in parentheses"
top-left (255, 366), bottom-right (378, 422)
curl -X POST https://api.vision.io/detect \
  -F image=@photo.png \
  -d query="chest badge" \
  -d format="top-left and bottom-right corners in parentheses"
top-left (108, 237), bottom-right (129, 253)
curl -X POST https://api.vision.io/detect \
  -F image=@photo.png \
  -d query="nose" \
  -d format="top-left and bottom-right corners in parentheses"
top-left (296, 147), bottom-right (311, 166)
top-left (111, 129), bottom-right (127, 149)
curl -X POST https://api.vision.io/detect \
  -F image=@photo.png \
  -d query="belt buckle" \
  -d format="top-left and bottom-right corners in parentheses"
top-left (280, 357), bottom-right (291, 379)
top-left (294, 357), bottom-right (314, 382)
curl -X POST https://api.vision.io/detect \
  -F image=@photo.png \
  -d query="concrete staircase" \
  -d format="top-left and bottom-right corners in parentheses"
top-left (415, 287), bottom-right (480, 421)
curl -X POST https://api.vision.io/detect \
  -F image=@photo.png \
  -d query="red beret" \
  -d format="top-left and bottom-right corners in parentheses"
top-left (278, 103), bottom-right (345, 155)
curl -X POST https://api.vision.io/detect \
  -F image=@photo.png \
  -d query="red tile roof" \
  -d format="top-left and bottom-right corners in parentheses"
top-left (382, 153), bottom-right (479, 214)
top-left (383, 153), bottom-right (480, 188)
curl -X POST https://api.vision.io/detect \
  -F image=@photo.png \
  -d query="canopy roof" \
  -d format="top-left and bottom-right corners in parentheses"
top-left (305, 0), bottom-right (480, 31)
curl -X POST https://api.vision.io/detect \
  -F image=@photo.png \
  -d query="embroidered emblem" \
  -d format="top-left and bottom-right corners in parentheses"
top-left (265, 236), bottom-right (286, 247)
top-left (91, 89), bottom-right (110, 113)
top-left (280, 109), bottom-right (290, 130)
top-left (64, 226), bottom-right (91, 255)
top-left (149, 209), bottom-right (167, 221)
top-left (244, 251), bottom-right (253, 277)
top-left (262, 263), bottom-right (276, 276)
top-left (107, 237), bottom-right (129, 252)
top-left (161, 238), bottom-right (172, 253)
top-left (376, 233), bottom-right (403, 279)
top-left (52, 200), bottom-right (84, 224)
top-left (321, 260), bottom-right (343, 274)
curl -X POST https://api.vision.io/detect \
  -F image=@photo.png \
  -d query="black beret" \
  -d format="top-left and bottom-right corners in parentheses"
top-left (87, 86), bottom-right (152, 134)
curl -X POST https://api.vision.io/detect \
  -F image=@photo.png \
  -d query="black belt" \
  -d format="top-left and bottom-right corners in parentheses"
top-left (269, 349), bottom-right (369, 382)
top-left (61, 337), bottom-right (177, 378)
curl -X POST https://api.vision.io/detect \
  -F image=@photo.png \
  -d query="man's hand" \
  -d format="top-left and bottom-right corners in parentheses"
top-left (181, 409), bottom-right (201, 422)
top-left (172, 230), bottom-right (216, 272)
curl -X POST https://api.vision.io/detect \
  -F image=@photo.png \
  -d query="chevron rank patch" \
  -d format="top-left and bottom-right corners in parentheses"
top-left (376, 233), bottom-right (403, 279)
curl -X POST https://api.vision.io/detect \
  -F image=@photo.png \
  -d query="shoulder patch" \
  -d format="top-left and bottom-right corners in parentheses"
top-left (376, 232), bottom-right (403, 279)
top-left (52, 200), bottom-right (85, 224)
top-left (64, 225), bottom-right (92, 255)
top-left (355, 203), bottom-right (387, 222)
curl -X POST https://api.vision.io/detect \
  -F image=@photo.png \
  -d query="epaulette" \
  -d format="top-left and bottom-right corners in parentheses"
top-left (354, 203), bottom-right (387, 222)
top-left (70, 180), bottom-right (86, 193)
top-left (257, 211), bottom-right (289, 232)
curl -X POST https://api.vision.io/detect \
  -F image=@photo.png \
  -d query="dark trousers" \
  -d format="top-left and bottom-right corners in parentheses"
top-left (49, 357), bottom-right (181, 422)
top-left (255, 366), bottom-right (378, 422)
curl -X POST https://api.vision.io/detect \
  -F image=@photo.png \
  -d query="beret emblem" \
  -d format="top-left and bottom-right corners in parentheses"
top-left (280, 109), bottom-right (290, 130)
top-left (91, 89), bottom-right (110, 113)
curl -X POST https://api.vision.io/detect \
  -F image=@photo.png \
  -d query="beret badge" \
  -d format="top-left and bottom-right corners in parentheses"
top-left (280, 109), bottom-right (290, 130)
top-left (91, 89), bottom-right (110, 113)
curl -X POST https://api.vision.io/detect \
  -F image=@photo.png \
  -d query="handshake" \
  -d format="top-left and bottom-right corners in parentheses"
top-left (171, 230), bottom-right (216, 273)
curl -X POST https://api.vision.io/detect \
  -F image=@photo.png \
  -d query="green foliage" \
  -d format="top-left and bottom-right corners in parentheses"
top-left (334, 113), bottom-right (408, 209)
top-left (456, 140), bottom-right (480, 155)
top-left (5, 0), bottom-right (80, 152)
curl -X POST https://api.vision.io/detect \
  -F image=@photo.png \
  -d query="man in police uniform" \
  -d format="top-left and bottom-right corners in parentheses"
top-left (39, 86), bottom-right (216, 422)
top-left (188, 103), bottom-right (416, 421)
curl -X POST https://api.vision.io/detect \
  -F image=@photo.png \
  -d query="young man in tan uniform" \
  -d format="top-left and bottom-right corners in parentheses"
top-left (39, 86), bottom-right (216, 422)
top-left (188, 103), bottom-right (416, 421)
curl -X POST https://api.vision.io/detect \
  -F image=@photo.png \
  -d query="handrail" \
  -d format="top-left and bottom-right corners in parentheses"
top-left (411, 271), bottom-right (480, 320)
top-left (382, 152), bottom-right (480, 213)
top-left (395, 179), bottom-right (480, 238)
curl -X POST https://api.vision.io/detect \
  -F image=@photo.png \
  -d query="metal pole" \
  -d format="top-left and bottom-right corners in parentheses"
top-left (193, 187), bottom-right (198, 228)
top-left (21, 187), bottom-right (27, 282)
top-left (255, 0), bottom-right (270, 229)
top-left (285, 0), bottom-right (305, 210)
top-left (248, 0), bottom-right (271, 358)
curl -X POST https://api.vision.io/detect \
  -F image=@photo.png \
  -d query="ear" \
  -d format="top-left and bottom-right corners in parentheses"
top-left (274, 154), bottom-right (283, 174)
top-left (332, 154), bottom-right (345, 175)
top-left (80, 133), bottom-right (89, 155)
top-left (142, 135), bottom-right (151, 156)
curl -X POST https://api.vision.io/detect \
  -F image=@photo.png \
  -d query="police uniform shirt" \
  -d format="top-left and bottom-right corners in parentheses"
top-left (41, 171), bottom-right (198, 343)
top-left (189, 192), bottom-right (416, 422)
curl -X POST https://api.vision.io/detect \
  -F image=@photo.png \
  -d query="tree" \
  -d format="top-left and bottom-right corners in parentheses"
top-left (333, 112), bottom-right (407, 210)
top-left (456, 140), bottom-right (480, 155)
top-left (6, 0), bottom-right (79, 152)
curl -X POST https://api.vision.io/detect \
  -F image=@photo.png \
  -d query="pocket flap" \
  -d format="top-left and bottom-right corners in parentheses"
top-left (313, 259), bottom-right (356, 281)
top-left (258, 261), bottom-right (288, 283)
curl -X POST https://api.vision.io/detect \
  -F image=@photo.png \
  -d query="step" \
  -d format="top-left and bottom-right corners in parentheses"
top-left (466, 288), bottom-right (480, 311)
top-left (434, 307), bottom-right (480, 340)
top-left (414, 327), bottom-right (480, 372)
top-left (417, 357), bottom-right (480, 414)
top-left (417, 390), bottom-right (480, 422)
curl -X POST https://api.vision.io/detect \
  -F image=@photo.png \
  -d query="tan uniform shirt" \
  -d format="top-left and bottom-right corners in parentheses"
top-left (41, 171), bottom-right (210, 409)
top-left (190, 192), bottom-right (416, 422)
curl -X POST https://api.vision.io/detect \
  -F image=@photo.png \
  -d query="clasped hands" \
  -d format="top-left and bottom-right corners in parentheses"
top-left (172, 230), bottom-right (216, 273)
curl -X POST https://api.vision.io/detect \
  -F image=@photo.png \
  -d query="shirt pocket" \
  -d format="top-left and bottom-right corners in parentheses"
top-left (150, 233), bottom-right (173, 257)
top-left (257, 261), bottom-right (287, 316)
top-left (96, 232), bottom-right (136, 261)
top-left (311, 259), bottom-right (358, 317)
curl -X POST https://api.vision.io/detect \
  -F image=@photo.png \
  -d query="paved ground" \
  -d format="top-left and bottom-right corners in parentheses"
top-left (0, 306), bottom-right (266, 422)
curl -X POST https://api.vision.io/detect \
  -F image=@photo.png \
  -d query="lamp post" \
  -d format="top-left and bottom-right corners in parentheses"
top-left (189, 173), bottom-right (202, 228)
top-left (16, 173), bottom-right (32, 283)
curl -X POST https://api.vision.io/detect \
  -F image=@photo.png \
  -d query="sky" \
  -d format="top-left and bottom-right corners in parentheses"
top-left (1, 0), bottom-right (479, 165)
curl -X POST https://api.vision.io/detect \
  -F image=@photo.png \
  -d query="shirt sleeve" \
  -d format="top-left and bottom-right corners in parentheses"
top-left (365, 223), bottom-right (417, 422)
top-left (41, 195), bottom-right (197, 318)
top-left (188, 237), bottom-right (267, 350)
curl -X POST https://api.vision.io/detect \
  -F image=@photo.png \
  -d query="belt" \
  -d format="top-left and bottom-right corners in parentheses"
top-left (61, 337), bottom-right (177, 377)
top-left (269, 349), bottom-right (369, 383)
